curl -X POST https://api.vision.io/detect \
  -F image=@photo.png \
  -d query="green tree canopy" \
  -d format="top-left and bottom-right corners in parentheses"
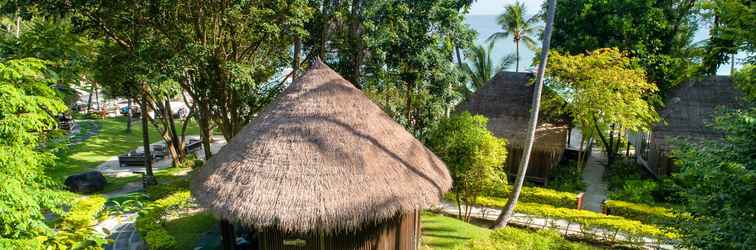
top-left (0, 58), bottom-right (77, 247)
top-left (546, 48), bottom-right (660, 164)
top-left (549, 0), bottom-right (700, 95)
top-left (427, 112), bottom-right (507, 221)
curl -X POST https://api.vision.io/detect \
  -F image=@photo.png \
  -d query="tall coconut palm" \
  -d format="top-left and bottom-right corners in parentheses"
top-left (463, 41), bottom-right (515, 94)
top-left (487, 1), bottom-right (540, 72)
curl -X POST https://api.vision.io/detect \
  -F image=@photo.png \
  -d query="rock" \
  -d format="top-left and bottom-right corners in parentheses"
top-left (64, 171), bottom-right (108, 194)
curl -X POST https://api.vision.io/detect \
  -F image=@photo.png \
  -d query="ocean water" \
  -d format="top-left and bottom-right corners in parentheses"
top-left (464, 15), bottom-right (743, 75)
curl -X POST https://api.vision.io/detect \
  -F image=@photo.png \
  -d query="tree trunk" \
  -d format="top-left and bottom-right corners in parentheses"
top-left (165, 100), bottom-right (182, 166)
top-left (141, 95), bottom-right (157, 186)
top-left (14, 12), bottom-right (20, 38)
top-left (455, 43), bottom-right (464, 67)
top-left (492, 0), bottom-right (557, 229)
top-left (293, 35), bottom-right (301, 80)
top-left (198, 101), bottom-right (213, 160)
top-left (126, 88), bottom-right (133, 133)
top-left (86, 84), bottom-right (94, 113)
top-left (515, 40), bottom-right (520, 72)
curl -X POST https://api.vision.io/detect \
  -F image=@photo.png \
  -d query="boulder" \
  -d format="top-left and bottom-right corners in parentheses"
top-left (64, 171), bottom-right (107, 194)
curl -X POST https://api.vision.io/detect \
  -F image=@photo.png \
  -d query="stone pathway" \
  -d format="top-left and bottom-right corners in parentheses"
top-left (99, 213), bottom-right (143, 250)
top-left (70, 120), bottom-right (101, 145)
top-left (438, 202), bottom-right (675, 249)
top-left (581, 149), bottom-right (609, 212)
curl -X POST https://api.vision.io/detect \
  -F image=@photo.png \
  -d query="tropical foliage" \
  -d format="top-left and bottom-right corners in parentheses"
top-left (0, 58), bottom-right (81, 247)
top-left (462, 41), bottom-right (514, 93)
top-left (428, 112), bottom-right (507, 221)
top-left (669, 107), bottom-right (756, 249)
top-left (547, 48), bottom-right (660, 165)
top-left (550, 0), bottom-right (700, 94)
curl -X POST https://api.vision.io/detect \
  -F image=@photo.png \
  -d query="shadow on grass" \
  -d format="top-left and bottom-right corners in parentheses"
top-left (421, 213), bottom-right (492, 250)
top-left (163, 212), bottom-right (218, 250)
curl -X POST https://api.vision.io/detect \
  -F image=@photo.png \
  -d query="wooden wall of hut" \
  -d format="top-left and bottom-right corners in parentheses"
top-left (257, 211), bottom-right (420, 250)
top-left (505, 146), bottom-right (564, 184)
top-left (646, 146), bottom-right (676, 177)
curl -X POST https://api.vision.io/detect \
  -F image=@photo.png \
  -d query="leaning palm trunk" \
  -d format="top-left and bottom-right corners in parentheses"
top-left (492, 0), bottom-right (557, 229)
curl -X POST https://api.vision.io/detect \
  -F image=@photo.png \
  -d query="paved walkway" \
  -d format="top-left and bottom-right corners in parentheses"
top-left (438, 202), bottom-right (674, 249)
top-left (581, 149), bottom-right (609, 212)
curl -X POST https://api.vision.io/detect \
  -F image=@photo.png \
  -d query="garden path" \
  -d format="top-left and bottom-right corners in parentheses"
top-left (438, 202), bottom-right (675, 249)
top-left (581, 149), bottom-right (609, 212)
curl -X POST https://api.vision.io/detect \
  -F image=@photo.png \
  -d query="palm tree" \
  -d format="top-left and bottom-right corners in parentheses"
top-left (487, 1), bottom-right (540, 72)
top-left (463, 41), bottom-right (515, 94)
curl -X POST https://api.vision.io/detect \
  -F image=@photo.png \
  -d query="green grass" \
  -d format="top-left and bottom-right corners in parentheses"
top-left (163, 212), bottom-right (218, 250)
top-left (421, 212), bottom-right (492, 250)
top-left (50, 117), bottom-right (201, 180)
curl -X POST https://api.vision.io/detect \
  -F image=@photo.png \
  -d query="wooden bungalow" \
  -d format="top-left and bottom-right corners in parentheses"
top-left (628, 76), bottom-right (742, 177)
top-left (458, 72), bottom-right (585, 184)
top-left (191, 60), bottom-right (452, 250)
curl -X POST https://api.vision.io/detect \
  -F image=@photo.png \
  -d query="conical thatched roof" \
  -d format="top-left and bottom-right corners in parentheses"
top-left (191, 60), bottom-right (451, 234)
top-left (458, 71), bottom-right (567, 152)
top-left (652, 76), bottom-right (742, 149)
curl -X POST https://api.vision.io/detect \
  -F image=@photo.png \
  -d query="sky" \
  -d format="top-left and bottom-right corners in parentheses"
top-left (468, 0), bottom-right (543, 16)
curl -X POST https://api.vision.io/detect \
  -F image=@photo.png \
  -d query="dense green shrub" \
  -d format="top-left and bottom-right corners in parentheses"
top-left (142, 228), bottom-right (177, 250)
top-left (47, 195), bottom-right (108, 249)
top-left (604, 200), bottom-right (675, 225)
top-left (608, 179), bottom-right (657, 204)
top-left (136, 191), bottom-right (192, 250)
top-left (604, 158), bottom-right (643, 191)
top-left (547, 160), bottom-right (587, 192)
top-left (428, 112), bottom-right (507, 222)
top-left (463, 227), bottom-right (597, 250)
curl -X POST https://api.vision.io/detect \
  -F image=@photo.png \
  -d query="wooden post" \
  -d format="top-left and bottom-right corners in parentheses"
top-left (220, 219), bottom-right (235, 250)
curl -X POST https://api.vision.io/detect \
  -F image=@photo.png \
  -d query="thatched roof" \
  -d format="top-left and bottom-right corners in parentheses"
top-left (191, 60), bottom-right (451, 234)
top-left (652, 76), bottom-right (741, 149)
top-left (458, 71), bottom-right (567, 151)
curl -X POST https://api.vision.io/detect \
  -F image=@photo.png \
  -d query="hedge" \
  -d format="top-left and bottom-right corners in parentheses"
top-left (454, 186), bottom-right (579, 209)
top-left (463, 227), bottom-right (597, 250)
top-left (136, 191), bottom-right (192, 250)
top-left (604, 200), bottom-right (675, 225)
top-left (473, 197), bottom-right (676, 240)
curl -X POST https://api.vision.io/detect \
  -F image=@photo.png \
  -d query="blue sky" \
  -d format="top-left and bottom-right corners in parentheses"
top-left (468, 0), bottom-right (543, 16)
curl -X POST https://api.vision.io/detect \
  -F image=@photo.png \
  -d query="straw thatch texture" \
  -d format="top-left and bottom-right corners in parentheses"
top-left (651, 76), bottom-right (741, 149)
top-left (458, 71), bottom-right (567, 151)
top-left (191, 60), bottom-right (451, 234)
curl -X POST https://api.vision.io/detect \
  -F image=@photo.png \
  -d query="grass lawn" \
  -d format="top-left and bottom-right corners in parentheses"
top-left (163, 212), bottom-right (218, 250)
top-left (50, 117), bottom-right (201, 180)
top-left (421, 212), bottom-right (491, 250)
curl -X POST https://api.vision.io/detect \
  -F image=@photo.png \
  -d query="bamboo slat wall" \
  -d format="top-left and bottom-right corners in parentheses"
top-left (505, 146), bottom-right (564, 184)
top-left (257, 211), bottom-right (419, 250)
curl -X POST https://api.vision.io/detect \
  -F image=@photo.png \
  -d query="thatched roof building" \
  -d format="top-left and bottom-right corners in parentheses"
top-left (458, 71), bottom-right (569, 183)
top-left (651, 76), bottom-right (741, 149)
top-left (631, 76), bottom-right (742, 177)
top-left (191, 60), bottom-right (450, 249)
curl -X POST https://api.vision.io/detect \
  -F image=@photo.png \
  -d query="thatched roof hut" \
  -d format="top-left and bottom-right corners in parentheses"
top-left (651, 76), bottom-right (741, 149)
top-left (632, 76), bottom-right (742, 177)
top-left (191, 60), bottom-right (451, 249)
top-left (458, 71), bottom-right (568, 183)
